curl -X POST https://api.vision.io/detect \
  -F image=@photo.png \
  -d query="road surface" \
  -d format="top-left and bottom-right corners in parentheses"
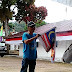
top-left (0, 56), bottom-right (72, 72)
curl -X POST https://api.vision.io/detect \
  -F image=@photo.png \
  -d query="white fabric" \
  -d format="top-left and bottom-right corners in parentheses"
top-left (56, 35), bottom-right (72, 41)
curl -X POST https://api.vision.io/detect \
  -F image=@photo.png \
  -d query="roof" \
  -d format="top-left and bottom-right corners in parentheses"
top-left (35, 19), bottom-right (72, 34)
top-left (5, 31), bottom-right (27, 39)
top-left (5, 19), bottom-right (72, 39)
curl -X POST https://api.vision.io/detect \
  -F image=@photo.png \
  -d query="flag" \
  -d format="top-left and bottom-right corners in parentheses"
top-left (0, 26), bottom-right (3, 36)
top-left (38, 27), bottom-right (56, 52)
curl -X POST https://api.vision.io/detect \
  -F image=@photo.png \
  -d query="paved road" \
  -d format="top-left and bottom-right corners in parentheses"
top-left (0, 56), bottom-right (72, 72)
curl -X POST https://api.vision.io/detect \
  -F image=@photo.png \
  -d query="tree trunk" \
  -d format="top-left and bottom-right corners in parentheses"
top-left (4, 19), bottom-right (9, 54)
top-left (5, 19), bottom-right (9, 37)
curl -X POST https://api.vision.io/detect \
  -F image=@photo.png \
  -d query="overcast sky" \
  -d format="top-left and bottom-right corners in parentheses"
top-left (35, 0), bottom-right (72, 23)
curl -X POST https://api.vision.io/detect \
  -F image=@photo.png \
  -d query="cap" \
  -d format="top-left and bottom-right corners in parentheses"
top-left (28, 21), bottom-right (35, 27)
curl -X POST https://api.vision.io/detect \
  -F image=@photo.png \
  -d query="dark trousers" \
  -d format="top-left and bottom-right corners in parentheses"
top-left (20, 58), bottom-right (36, 72)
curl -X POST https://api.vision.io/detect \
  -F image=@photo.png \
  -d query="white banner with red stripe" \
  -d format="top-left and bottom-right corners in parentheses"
top-left (5, 37), bottom-right (22, 45)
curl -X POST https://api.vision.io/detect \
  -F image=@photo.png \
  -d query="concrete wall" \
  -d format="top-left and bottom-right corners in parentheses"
top-left (10, 44), bottom-right (14, 50)
top-left (10, 44), bottom-right (19, 50)
top-left (19, 40), bottom-right (72, 62)
top-left (19, 43), bottom-right (23, 58)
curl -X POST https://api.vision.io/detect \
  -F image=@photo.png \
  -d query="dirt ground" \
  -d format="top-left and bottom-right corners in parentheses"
top-left (0, 56), bottom-right (72, 72)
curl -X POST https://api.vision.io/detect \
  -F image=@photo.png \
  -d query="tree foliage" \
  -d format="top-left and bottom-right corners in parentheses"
top-left (0, 22), bottom-right (2, 28)
top-left (15, 1), bottom-right (47, 24)
top-left (14, 21), bottom-right (26, 32)
top-left (8, 22), bottom-right (15, 29)
top-left (0, 0), bottom-right (47, 24)
top-left (37, 6), bottom-right (47, 20)
top-left (0, 0), bottom-right (16, 23)
top-left (24, 20), bottom-right (47, 31)
top-left (35, 20), bottom-right (46, 27)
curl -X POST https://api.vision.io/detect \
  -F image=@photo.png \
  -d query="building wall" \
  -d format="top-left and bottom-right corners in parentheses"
top-left (10, 44), bottom-right (19, 50)
top-left (10, 44), bottom-right (14, 50)
top-left (19, 40), bottom-right (72, 62)
top-left (19, 43), bottom-right (23, 58)
top-left (37, 42), bottom-right (51, 60)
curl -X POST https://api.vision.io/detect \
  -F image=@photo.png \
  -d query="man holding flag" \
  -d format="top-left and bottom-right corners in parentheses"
top-left (20, 21), bottom-right (41, 72)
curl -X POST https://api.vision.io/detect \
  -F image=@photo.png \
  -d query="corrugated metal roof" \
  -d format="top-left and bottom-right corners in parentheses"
top-left (35, 19), bottom-right (72, 34)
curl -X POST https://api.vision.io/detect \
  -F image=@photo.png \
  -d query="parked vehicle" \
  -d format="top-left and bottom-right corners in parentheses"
top-left (63, 44), bottom-right (72, 63)
top-left (0, 46), bottom-right (7, 57)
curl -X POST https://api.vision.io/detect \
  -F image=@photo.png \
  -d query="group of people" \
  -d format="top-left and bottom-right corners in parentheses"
top-left (20, 21), bottom-right (55, 72)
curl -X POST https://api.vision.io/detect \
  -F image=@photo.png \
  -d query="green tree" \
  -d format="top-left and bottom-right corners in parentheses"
top-left (8, 23), bottom-right (15, 29)
top-left (23, 20), bottom-right (47, 31)
top-left (8, 22), bottom-right (15, 34)
top-left (0, 22), bottom-right (2, 28)
top-left (0, 0), bottom-right (17, 36)
top-left (13, 21), bottom-right (26, 32)
top-left (35, 20), bottom-right (46, 27)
